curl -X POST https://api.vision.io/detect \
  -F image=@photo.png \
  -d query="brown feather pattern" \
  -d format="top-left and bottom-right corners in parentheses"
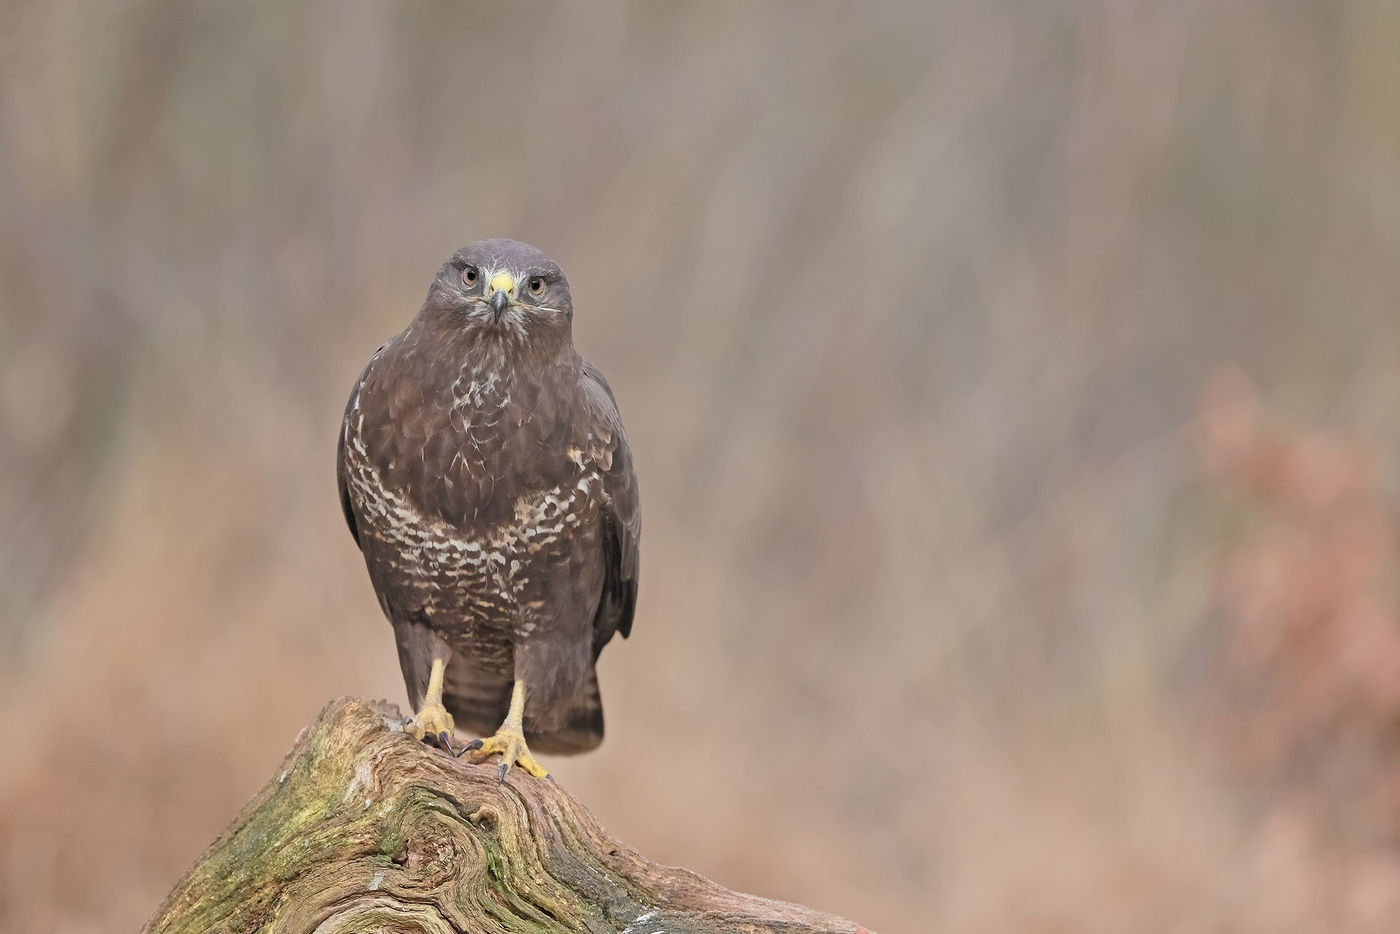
top-left (336, 239), bottom-right (639, 754)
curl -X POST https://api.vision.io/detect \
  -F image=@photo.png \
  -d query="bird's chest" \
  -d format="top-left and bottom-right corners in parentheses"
top-left (448, 369), bottom-right (511, 472)
top-left (343, 351), bottom-right (602, 622)
top-left (418, 476), bottom-right (598, 589)
top-left (365, 475), bottom-right (601, 636)
top-left (344, 411), bottom-right (600, 613)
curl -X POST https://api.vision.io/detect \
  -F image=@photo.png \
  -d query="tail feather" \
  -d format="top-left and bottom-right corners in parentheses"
top-left (442, 664), bottom-right (512, 740)
top-left (527, 666), bottom-right (604, 755)
top-left (444, 663), bottom-right (604, 756)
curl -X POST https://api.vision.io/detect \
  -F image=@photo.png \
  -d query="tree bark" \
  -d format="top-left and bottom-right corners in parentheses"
top-left (143, 696), bottom-right (874, 934)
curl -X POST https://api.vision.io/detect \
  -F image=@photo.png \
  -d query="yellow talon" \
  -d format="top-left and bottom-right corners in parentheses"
top-left (464, 728), bottom-right (550, 780)
top-left (461, 680), bottom-right (550, 780)
top-left (404, 657), bottom-right (456, 750)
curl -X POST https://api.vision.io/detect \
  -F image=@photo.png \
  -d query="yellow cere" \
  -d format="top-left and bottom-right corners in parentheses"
top-left (489, 272), bottom-right (515, 296)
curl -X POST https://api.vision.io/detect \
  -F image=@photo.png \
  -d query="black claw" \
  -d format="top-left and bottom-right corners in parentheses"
top-left (498, 762), bottom-right (509, 782)
top-left (462, 738), bottom-right (484, 753)
top-left (435, 732), bottom-right (454, 755)
top-left (546, 773), bottom-right (556, 784)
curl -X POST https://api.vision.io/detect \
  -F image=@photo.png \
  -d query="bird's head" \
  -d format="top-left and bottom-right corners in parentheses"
top-left (423, 238), bottom-right (574, 358)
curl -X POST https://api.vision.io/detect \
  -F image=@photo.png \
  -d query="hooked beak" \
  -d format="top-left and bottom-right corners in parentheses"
top-left (488, 272), bottom-right (514, 322)
top-left (489, 290), bottom-right (509, 320)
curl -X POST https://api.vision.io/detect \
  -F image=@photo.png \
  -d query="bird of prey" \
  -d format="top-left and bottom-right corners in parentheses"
top-left (337, 239), bottom-right (639, 779)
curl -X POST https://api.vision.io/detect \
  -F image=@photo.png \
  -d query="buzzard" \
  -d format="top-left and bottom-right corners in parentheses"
top-left (337, 239), bottom-right (639, 779)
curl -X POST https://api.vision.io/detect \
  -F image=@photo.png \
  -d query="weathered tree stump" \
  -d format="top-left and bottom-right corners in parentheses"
top-left (143, 697), bottom-right (873, 933)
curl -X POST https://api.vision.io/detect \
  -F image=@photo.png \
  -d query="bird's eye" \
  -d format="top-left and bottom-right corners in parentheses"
top-left (462, 266), bottom-right (479, 286)
top-left (527, 276), bottom-right (545, 297)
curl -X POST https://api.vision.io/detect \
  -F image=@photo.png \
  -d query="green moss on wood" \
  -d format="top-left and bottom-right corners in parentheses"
top-left (143, 697), bottom-right (870, 934)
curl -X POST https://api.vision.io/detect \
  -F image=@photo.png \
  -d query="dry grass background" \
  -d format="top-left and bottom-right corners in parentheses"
top-left (3, 2), bottom-right (1400, 932)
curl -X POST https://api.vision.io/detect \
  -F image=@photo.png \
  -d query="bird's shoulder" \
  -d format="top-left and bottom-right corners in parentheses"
top-left (576, 356), bottom-right (640, 584)
top-left (575, 358), bottom-right (626, 440)
top-left (339, 329), bottom-right (474, 518)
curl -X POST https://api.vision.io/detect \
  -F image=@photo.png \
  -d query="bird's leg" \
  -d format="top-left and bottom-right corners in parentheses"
top-left (457, 679), bottom-right (550, 781)
top-left (403, 657), bottom-right (456, 753)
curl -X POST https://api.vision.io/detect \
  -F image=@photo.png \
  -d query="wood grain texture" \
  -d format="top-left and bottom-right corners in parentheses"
top-left (143, 697), bottom-right (873, 934)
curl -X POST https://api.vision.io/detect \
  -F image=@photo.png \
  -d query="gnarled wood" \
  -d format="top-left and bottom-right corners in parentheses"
top-left (143, 697), bottom-right (872, 934)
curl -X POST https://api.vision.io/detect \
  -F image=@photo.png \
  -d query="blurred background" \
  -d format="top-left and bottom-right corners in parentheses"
top-left (3, 2), bottom-right (1400, 931)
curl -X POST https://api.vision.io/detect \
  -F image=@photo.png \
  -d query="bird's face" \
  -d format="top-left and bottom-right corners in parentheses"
top-left (426, 239), bottom-right (573, 354)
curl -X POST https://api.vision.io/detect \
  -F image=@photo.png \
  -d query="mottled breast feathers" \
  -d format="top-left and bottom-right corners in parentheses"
top-left (336, 335), bottom-right (640, 655)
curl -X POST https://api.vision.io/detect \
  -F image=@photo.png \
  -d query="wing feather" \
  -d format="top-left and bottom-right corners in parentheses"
top-left (579, 358), bottom-right (640, 655)
top-left (336, 342), bottom-right (392, 550)
top-left (337, 383), bottom-right (363, 549)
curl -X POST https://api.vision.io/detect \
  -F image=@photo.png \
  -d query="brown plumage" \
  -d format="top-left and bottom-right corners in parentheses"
top-left (337, 239), bottom-right (638, 770)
